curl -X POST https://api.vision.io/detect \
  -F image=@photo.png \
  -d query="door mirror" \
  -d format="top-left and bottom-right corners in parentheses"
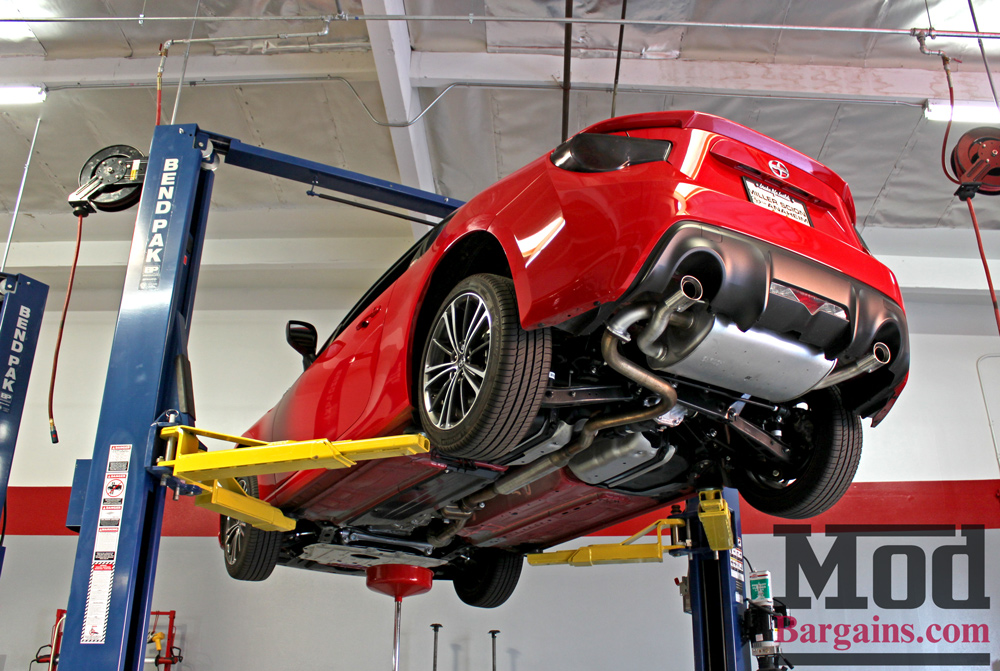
top-left (286, 320), bottom-right (318, 370)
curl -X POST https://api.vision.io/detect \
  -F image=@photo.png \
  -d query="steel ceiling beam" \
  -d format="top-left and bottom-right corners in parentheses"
top-left (0, 52), bottom-right (378, 89)
top-left (5, 15), bottom-right (1000, 41)
top-left (409, 51), bottom-right (997, 104)
top-left (361, 0), bottom-right (439, 238)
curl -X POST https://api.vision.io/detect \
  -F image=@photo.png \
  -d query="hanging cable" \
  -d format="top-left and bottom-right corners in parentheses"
top-left (967, 0), bottom-right (1000, 114)
top-left (966, 199), bottom-right (1000, 337)
top-left (560, 0), bottom-right (573, 143)
top-left (610, 0), bottom-right (628, 118)
top-left (2, 115), bottom-right (42, 273)
top-left (47, 215), bottom-right (84, 444)
top-left (169, 0), bottom-right (202, 125)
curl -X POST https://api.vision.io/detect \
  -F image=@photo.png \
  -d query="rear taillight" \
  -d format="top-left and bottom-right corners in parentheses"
top-left (550, 134), bottom-right (671, 173)
top-left (769, 281), bottom-right (847, 320)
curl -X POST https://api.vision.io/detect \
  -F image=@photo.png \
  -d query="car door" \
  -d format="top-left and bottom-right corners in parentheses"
top-left (270, 285), bottom-right (393, 442)
top-left (268, 230), bottom-right (445, 442)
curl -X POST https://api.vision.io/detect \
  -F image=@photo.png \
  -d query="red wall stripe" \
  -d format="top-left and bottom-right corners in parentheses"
top-left (596, 479), bottom-right (1000, 536)
top-left (4, 487), bottom-right (219, 537)
top-left (3, 479), bottom-right (999, 538)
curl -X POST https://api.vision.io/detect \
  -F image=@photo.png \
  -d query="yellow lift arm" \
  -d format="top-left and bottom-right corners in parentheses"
top-left (156, 425), bottom-right (430, 532)
top-left (527, 518), bottom-right (686, 567)
top-left (526, 488), bottom-right (735, 567)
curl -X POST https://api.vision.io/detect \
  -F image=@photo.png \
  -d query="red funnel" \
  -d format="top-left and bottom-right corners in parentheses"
top-left (366, 564), bottom-right (433, 602)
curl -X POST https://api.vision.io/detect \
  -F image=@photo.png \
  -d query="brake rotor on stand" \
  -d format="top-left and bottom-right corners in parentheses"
top-left (951, 126), bottom-right (1000, 199)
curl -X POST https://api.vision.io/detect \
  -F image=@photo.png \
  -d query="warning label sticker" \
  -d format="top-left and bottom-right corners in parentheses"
top-left (81, 443), bottom-right (131, 645)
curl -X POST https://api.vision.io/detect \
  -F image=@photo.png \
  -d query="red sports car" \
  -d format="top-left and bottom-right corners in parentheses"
top-left (220, 111), bottom-right (908, 608)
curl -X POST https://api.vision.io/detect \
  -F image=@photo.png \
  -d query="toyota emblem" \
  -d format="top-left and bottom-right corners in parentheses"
top-left (769, 160), bottom-right (789, 179)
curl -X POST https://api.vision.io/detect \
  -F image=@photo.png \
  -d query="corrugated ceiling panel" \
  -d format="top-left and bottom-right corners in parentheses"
top-left (811, 103), bottom-right (926, 226)
top-left (0, 1), bottom-right (47, 57)
top-left (406, 0), bottom-right (488, 52)
top-left (0, 88), bottom-right (159, 217)
top-left (864, 116), bottom-right (1000, 229)
top-left (26, 0), bottom-right (134, 58)
top-left (679, 0), bottom-right (789, 64)
top-left (419, 86), bottom-right (502, 199)
top-left (484, 0), bottom-right (692, 59)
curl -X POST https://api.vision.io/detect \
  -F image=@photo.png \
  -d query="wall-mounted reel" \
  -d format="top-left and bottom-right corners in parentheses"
top-left (68, 144), bottom-right (147, 216)
top-left (951, 127), bottom-right (1000, 200)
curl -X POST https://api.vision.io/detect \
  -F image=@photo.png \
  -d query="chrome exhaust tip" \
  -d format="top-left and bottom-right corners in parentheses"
top-left (814, 342), bottom-right (891, 390)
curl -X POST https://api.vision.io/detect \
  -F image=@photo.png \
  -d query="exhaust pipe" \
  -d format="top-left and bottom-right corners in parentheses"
top-left (814, 342), bottom-right (891, 390)
top-left (637, 276), bottom-right (705, 359)
top-left (427, 331), bottom-right (679, 548)
top-left (606, 275), bottom-right (704, 348)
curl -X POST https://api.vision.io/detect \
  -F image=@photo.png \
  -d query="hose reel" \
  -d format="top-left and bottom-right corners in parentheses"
top-left (68, 144), bottom-right (147, 217)
top-left (951, 127), bottom-right (1000, 200)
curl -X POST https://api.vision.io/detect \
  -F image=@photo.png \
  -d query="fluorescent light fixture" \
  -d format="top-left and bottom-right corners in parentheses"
top-left (0, 86), bottom-right (46, 105)
top-left (925, 99), bottom-right (1000, 124)
top-left (0, 22), bottom-right (35, 41)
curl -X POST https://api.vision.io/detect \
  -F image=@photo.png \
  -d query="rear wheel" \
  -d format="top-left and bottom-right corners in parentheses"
top-left (733, 388), bottom-right (862, 519)
top-left (418, 274), bottom-right (551, 461)
top-left (453, 548), bottom-right (523, 608)
top-left (219, 476), bottom-right (282, 581)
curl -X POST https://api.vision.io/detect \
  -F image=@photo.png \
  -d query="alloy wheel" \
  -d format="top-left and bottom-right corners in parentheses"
top-left (422, 291), bottom-right (492, 429)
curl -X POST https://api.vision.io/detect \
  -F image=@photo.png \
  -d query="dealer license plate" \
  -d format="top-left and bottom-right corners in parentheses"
top-left (743, 178), bottom-right (812, 227)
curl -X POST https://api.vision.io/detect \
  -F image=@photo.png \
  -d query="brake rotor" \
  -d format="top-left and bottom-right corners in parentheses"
top-left (950, 127), bottom-right (1000, 196)
top-left (78, 144), bottom-right (145, 212)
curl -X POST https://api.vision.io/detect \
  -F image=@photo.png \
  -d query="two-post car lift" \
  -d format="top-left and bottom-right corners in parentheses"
top-left (57, 123), bottom-right (773, 671)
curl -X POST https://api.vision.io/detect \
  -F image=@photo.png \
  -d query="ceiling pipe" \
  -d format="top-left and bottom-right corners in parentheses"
top-left (160, 16), bottom-right (332, 51)
top-left (41, 78), bottom-right (925, 131)
top-left (5, 15), bottom-right (1000, 41)
top-left (966, 0), bottom-right (1000, 114)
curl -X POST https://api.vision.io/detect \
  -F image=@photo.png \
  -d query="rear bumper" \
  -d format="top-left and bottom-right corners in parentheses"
top-left (614, 222), bottom-right (909, 418)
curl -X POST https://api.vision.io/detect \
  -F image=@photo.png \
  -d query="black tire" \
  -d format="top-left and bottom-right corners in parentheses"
top-left (453, 549), bottom-right (523, 608)
top-left (733, 388), bottom-right (862, 519)
top-left (219, 476), bottom-right (282, 581)
top-left (418, 274), bottom-right (551, 461)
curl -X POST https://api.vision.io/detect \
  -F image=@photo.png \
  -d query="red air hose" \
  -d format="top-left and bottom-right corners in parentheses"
top-left (966, 199), bottom-right (1000, 336)
top-left (935, 55), bottom-right (1000, 337)
top-left (47, 214), bottom-right (84, 443)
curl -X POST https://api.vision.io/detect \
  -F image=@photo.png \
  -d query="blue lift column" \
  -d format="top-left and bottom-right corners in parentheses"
top-left (59, 124), bottom-right (460, 671)
top-left (0, 274), bottom-right (48, 577)
top-left (685, 488), bottom-right (752, 671)
top-left (60, 124), bottom-right (212, 671)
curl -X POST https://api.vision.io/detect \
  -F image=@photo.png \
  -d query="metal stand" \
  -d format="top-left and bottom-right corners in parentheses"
top-left (366, 564), bottom-right (434, 671)
top-left (529, 487), bottom-right (763, 671)
top-left (58, 123), bottom-right (459, 671)
top-left (430, 623), bottom-right (442, 671)
top-left (489, 630), bottom-right (500, 671)
top-left (682, 488), bottom-right (751, 671)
